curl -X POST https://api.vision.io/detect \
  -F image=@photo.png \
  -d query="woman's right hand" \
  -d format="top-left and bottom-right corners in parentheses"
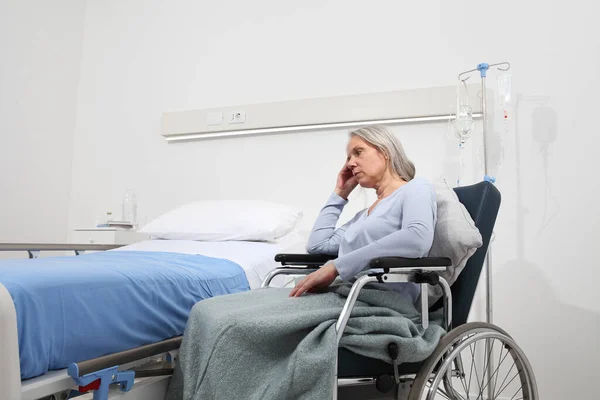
top-left (335, 164), bottom-right (358, 200)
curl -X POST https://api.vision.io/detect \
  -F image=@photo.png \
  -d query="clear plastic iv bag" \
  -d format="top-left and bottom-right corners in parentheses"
top-left (455, 104), bottom-right (473, 139)
top-left (497, 73), bottom-right (512, 105)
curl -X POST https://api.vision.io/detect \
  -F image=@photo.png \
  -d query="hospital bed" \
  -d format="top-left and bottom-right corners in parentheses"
top-left (0, 232), bottom-right (306, 400)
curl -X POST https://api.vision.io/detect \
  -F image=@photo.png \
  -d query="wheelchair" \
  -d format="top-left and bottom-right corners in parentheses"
top-left (262, 181), bottom-right (539, 400)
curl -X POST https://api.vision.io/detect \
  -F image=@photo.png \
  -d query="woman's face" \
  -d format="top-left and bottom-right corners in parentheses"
top-left (345, 136), bottom-right (388, 188)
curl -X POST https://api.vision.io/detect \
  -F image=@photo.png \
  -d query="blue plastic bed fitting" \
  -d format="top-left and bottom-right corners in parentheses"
top-left (68, 363), bottom-right (134, 400)
top-left (477, 63), bottom-right (489, 77)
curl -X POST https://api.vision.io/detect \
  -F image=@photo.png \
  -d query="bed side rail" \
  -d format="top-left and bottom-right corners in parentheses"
top-left (0, 243), bottom-right (123, 258)
top-left (69, 336), bottom-right (182, 379)
top-left (67, 336), bottom-right (181, 399)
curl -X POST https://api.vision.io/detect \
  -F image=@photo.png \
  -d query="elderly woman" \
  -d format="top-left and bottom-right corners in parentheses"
top-left (290, 124), bottom-right (436, 302)
top-left (167, 125), bottom-right (442, 400)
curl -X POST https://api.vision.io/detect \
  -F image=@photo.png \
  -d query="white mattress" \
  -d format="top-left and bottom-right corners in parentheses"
top-left (111, 231), bottom-right (308, 289)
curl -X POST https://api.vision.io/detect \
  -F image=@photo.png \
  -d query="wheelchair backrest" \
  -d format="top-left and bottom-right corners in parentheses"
top-left (432, 180), bottom-right (501, 327)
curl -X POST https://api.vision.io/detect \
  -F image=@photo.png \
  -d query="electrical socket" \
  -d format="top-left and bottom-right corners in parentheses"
top-left (228, 110), bottom-right (246, 124)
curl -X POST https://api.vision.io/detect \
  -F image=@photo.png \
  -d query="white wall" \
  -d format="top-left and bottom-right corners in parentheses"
top-left (0, 0), bottom-right (86, 251)
top-left (68, 0), bottom-right (599, 398)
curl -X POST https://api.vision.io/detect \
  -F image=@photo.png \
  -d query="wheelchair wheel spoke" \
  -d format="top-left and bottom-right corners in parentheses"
top-left (494, 359), bottom-right (517, 398)
top-left (481, 338), bottom-right (493, 387)
top-left (465, 337), bottom-right (526, 400)
top-left (466, 342), bottom-right (476, 398)
top-left (509, 385), bottom-right (525, 400)
top-left (487, 348), bottom-right (513, 398)
top-left (478, 340), bottom-right (513, 398)
top-left (494, 371), bottom-right (521, 399)
top-left (492, 343), bottom-right (509, 395)
top-left (470, 341), bottom-right (484, 398)
top-left (469, 341), bottom-right (486, 399)
top-left (456, 352), bottom-right (470, 399)
top-left (476, 338), bottom-right (494, 400)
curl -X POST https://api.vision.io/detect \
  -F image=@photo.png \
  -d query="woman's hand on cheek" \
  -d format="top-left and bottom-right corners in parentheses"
top-left (335, 165), bottom-right (358, 199)
top-left (289, 262), bottom-right (339, 297)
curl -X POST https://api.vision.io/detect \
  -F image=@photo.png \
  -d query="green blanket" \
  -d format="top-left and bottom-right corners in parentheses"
top-left (166, 283), bottom-right (445, 400)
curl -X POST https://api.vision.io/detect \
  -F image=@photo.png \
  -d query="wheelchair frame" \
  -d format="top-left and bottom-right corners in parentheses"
top-left (262, 253), bottom-right (538, 400)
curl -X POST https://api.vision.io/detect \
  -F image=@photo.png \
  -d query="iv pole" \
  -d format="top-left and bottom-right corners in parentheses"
top-left (457, 61), bottom-right (510, 326)
top-left (458, 62), bottom-right (510, 400)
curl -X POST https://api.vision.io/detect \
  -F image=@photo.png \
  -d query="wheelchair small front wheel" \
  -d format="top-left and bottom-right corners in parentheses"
top-left (407, 322), bottom-right (538, 400)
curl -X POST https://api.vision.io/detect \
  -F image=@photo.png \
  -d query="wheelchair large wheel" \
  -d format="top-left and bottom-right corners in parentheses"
top-left (407, 322), bottom-right (538, 400)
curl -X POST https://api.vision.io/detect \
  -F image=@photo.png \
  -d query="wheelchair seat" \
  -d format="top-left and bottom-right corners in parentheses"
top-left (338, 347), bottom-right (420, 378)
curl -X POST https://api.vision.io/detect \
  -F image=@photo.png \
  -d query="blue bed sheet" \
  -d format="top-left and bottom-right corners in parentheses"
top-left (0, 250), bottom-right (250, 380)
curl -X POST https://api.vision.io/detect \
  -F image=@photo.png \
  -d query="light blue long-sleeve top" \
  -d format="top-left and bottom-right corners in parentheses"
top-left (306, 177), bottom-right (437, 303)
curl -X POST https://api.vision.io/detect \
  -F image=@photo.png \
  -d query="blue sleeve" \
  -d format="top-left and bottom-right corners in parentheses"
top-left (333, 183), bottom-right (436, 281)
top-left (305, 192), bottom-right (360, 255)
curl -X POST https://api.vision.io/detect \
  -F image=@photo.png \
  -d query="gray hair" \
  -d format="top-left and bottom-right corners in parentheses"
top-left (349, 125), bottom-right (416, 181)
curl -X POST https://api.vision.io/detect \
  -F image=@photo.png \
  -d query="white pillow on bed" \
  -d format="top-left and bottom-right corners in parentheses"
top-left (139, 200), bottom-right (303, 242)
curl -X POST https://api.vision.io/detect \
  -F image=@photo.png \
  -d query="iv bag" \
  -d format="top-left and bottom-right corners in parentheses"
top-left (497, 73), bottom-right (512, 105)
top-left (455, 104), bottom-right (473, 139)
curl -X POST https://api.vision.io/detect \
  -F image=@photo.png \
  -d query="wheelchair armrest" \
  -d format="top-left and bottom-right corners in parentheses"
top-left (262, 253), bottom-right (336, 288)
top-left (368, 256), bottom-right (451, 271)
top-left (274, 253), bottom-right (336, 267)
top-left (367, 256), bottom-right (451, 287)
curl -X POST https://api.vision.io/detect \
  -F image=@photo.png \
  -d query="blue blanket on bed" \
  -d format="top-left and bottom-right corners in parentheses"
top-left (0, 250), bottom-right (250, 380)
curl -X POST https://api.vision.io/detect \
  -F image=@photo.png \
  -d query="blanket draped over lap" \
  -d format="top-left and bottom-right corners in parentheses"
top-left (166, 283), bottom-right (446, 400)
